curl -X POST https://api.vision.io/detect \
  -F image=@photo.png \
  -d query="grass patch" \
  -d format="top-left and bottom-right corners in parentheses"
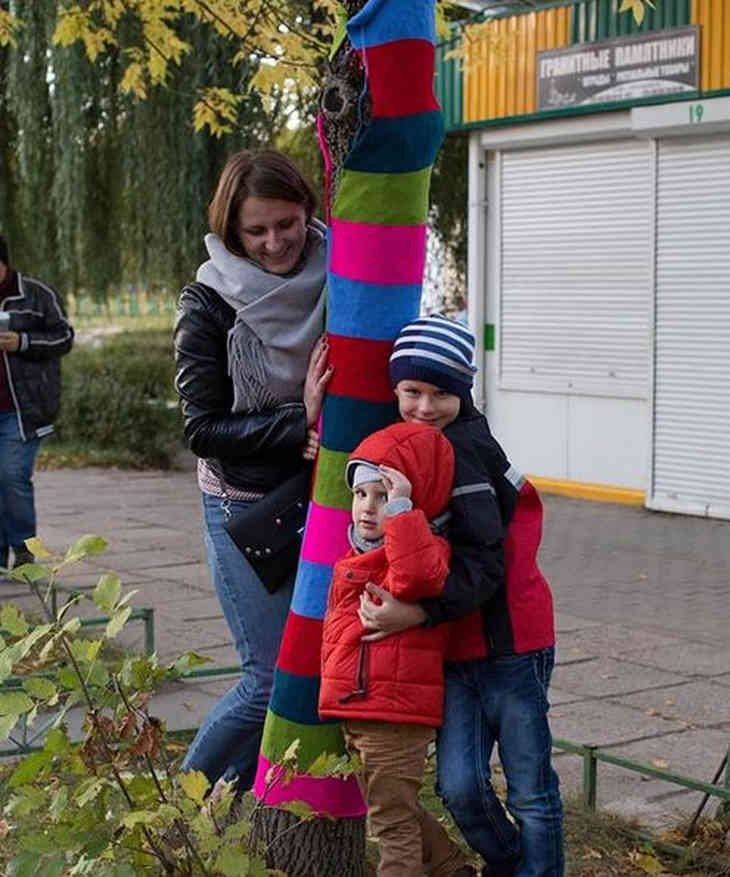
top-left (418, 760), bottom-right (728, 876)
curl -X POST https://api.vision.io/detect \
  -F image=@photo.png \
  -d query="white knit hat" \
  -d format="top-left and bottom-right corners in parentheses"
top-left (347, 461), bottom-right (382, 489)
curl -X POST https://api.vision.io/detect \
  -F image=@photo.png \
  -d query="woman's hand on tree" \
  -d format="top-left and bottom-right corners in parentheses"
top-left (302, 427), bottom-right (320, 461)
top-left (358, 582), bottom-right (427, 642)
top-left (303, 335), bottom-right (333, 427)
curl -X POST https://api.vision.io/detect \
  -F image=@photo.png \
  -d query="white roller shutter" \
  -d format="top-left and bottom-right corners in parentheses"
top-left (650, 134), bottom-right (730, 519)
top-left (500, 140), bottom-right (651, 398)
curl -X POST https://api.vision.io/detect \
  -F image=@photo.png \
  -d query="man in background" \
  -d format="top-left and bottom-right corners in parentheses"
top-left (0, 235), bottom-right (74, 571)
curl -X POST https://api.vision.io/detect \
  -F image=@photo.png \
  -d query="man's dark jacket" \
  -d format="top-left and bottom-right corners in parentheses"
top-left (1, 273), bottom-right (74, 440)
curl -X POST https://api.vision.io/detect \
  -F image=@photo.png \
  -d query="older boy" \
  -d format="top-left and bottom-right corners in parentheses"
top-left (360, 314), bottom-right (563, 877)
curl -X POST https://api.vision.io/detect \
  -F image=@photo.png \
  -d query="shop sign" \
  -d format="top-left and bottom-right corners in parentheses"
top-left (537, 26), bottom-right (699, 112)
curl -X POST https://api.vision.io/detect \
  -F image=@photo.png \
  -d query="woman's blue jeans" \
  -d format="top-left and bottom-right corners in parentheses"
top-left (181, 492), bottom-right (294, 790)
top-left (436, 648), bottom-right (564, 877)
top-left (0, 411), bottom-right (41, 569)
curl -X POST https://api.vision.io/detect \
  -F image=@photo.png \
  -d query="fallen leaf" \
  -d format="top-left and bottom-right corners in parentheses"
top-left (636, 851), bottom-right (663, 874)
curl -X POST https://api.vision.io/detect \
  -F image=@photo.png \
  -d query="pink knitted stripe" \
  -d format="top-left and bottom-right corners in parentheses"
top-left (254, 755), bottom-right (367, 818)
top-left (300, 501), bottom-right (351, 566)
top-left (330, 218), bottom-right (426, 286)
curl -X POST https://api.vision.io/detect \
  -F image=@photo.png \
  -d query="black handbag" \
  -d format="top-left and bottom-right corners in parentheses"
top-left (224, 466), bottom-right (312, 594)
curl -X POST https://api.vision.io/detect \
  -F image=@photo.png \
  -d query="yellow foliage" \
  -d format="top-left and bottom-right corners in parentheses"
top-left (0, 9), bottom-right (23, 48)
top-left (619, 0), bottom-right (656, 26)
top-left (448, 19), bottom-right (511, 75)
top-left (52, 5), bottom-right (91, 48)
top-left (436, 0), bottom-right (461, 40)
top-left (120, 61), bottom-right (147, 99)
top-left (193, 86), bottom-right (243, 137)
top-left (82, 26), bottom-right (115, 62)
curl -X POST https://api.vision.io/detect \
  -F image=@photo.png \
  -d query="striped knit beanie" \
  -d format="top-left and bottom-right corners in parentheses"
top-left (389, 313), bottom-right (477, 399)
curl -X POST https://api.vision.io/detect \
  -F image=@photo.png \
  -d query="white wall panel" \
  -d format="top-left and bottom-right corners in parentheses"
top-left (650, 134), bottom-right (730, 519)
top-left (500, 140), bottom-right (652, 399)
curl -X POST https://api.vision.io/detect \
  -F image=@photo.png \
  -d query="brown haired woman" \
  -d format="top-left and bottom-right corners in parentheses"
top-left (174, 150), bottom-right (332, 792)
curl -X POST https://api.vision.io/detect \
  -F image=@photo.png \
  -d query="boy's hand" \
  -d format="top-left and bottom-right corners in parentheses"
top-left (379, 465), bottom-right (411, 501)
top-left (359, 583), bottom-right (426, 641)
top-left (0, 332), bottom-right (20, 352)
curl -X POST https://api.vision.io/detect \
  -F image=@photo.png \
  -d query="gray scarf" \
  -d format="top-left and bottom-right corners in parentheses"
top-left (196, 220), bottom-right (327, 411)
top-left (348, 523), bottom-right (384, 554)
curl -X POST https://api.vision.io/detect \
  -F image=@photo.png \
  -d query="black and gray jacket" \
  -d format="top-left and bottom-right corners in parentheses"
top-left (173, 282), bottom-right (309, 494)
top-left (422, 401), bottom-right (556, 657)
top-left (1, 273), bottom-right (74, 440)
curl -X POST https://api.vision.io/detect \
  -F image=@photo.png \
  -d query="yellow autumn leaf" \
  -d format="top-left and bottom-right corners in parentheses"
top-left (249, 60), bottom-right (289, 95)
top-left (52, 6), bottom-right (90, 48)
top-left (82, 26), bottom-right (115, 62)
top-left (619, 0), bottom-right (652, 25)
top-left (178, 770), bottom-right (210, 805)
top-left (0, 9), bottom-right (23, 48)
top-left (193, 87), bottom-right (243, 136)
top-left (636, 851), bottom-right (663, 874)
top-left (120, 62), bottom-right (147, 99)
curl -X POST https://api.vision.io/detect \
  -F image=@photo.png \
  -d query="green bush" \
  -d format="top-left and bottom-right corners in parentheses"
top-left (46, 329), bottom-right (183, 469)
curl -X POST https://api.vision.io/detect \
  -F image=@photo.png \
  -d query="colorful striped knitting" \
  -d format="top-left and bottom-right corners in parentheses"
top-left (253, 0), bottom-right (444, 816)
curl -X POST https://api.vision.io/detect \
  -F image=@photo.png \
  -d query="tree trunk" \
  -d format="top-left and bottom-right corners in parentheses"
top-left (252, 808), bottom-right (370, 877)
top-left (253, 1), bottom-right (443, 872)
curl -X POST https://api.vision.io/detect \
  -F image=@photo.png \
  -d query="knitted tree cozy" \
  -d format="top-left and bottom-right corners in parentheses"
top-left (251, 1), bottom-right (443, 870)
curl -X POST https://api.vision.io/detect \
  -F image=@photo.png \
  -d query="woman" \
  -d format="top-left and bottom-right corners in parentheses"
top-left (174, 150), bottom-right (332, 791)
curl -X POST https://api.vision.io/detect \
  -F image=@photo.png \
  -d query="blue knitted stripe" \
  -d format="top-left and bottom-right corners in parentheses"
top-left (270, 668), bottom-right (323, 725)
top-left (326, 273), bottom-right (420, 341)
top-left (291, 559), bottom-right (333, 620)
top-left (347, 0), bottom-right (436, 49)
top-left (321, 395), bottom-right (398, 453)
top-left (344, 113), bottom-right (444, 174)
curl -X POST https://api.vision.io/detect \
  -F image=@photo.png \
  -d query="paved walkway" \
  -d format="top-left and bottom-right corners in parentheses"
top-left (3, 464), bottom-right (729, 831)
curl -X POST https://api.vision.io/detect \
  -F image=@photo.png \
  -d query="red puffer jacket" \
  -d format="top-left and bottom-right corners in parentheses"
top-left (319, 422), bottom-right (479, 727)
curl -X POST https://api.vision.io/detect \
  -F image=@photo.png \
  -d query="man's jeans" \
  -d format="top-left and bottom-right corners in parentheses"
top-left (436, 648), bottom-right (564, 877)
top-left (181, 492), bottom-right (294, 790)
top-left (0, 411), bottom-right (41, 569)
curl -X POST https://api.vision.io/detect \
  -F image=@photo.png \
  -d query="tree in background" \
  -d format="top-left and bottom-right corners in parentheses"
top-left (0, 1), bottom-right (327, 298)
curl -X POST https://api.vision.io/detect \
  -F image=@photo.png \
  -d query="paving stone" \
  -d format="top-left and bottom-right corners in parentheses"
top-left (556, 626), bottom-right (682, 661)
top-left (617, 680), bottom-right (730, 728)
top-left (549, 699), bottom-right (685, 747)
top-left (552, 657), bottom-right (686, 698)
top-left (619, 642), bottom-right (730, 679)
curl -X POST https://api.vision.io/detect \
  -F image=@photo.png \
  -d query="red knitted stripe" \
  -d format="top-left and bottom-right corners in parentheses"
top-left (277, 613), bottom-right (323, 676)
top-left (358, 40), bottom-right (440, 119)
top-left (327, 334), bottom-right (395, 403)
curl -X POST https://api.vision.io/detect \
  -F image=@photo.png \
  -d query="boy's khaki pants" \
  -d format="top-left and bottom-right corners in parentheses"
top-left (344, 719), bottom-right (470, 877)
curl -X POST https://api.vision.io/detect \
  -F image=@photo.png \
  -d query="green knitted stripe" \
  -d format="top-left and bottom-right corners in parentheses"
top-left (332, 167), bottom-right (432, 226)
top-left (262, 712), bottom-right (347, 767)
top-left (313, 447), bottom-right (351, 511)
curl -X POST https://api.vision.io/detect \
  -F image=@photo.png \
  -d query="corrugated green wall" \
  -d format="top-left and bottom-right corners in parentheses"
top-left (435, 29), bottom-right (463, 133)
top-left (571, 0), bottom-right (691, 43)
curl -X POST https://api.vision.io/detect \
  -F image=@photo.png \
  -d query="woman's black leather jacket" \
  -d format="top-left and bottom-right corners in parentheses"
top-left (173, 282), bottom-right (308, 493)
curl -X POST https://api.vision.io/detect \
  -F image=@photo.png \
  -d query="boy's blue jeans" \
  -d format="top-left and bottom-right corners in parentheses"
top-left (181, 493), bottom-right (294, 789)
top-left (436, 648), bottom-right (564, 877)
top-left (0, 411), bottom-right (41, 569)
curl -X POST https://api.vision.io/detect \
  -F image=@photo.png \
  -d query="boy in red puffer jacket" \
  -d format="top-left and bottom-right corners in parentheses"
top-left (319, 421), bottom-right (478, 877)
